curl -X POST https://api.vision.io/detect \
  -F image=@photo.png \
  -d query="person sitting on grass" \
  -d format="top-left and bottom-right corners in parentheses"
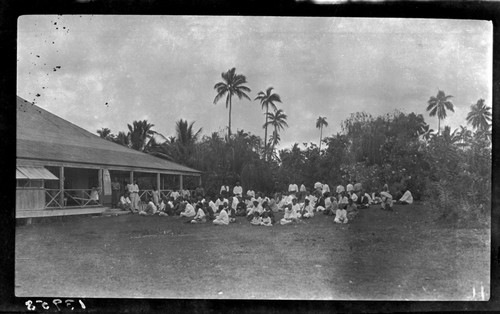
top-left (139, 197), bottom-right (157, 216)
top-left (280, 203), bottom-right (300, 225)
top-left (246, 200), bottom-right (263, 221)
top-left (324, 196), bottom-right (338, 216)
top-left (314, 192), bottom-right (327, 212)
top-left (346, 198), bottom-right (358, 220)
top-left (261, 212), bottom-right (273, 226)
top-left (190, 204), bottom-right (207, 224)
top-left (215, 194), bottom-right (228, 211)
top-left (250, 211), bottom-right (262, 226)
top-left (180, 200), bottom-right (196, 217)
top-left (334, 206), bottom-right (348, 224)
top-left (268, 196), bottom-right (279, 212)
top-left (301, 198), bottom-right (315, 219)
top-left (213, 205), bottom-right (229, 225)
top-left (262, 201), bottom-right (276, 224)
top-left (397, 188), bottom-right (413, 205)
top-left (380, 187), bottom-right (393, 211)
top-left (158, 197), bottom-right (169, 216)
top-left (118, 192), bottom-right (132, 212)
top-left (371, 192), bottom-right (382, 205)
top-left (349, 190), bottom-right (358, 203)
top-left (356, 190), bottom-right (370, 209)
top-left (338, 191), bottom-right (349, 209)
top-left (235, 198), bottom-right (247, 216)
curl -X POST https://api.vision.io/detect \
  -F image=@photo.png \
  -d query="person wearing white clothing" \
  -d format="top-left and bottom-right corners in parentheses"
top-left (128, 180), bottom-right (140, 212)
top-left (180, 202), bottom-right (196, 217)
top-left (322, 184), bottom-right (330, 195)
top-left (398, 189), bottom-right (413, 205)
top-left (246, 189), bottom-right (255, 198)
top-left (299, 183), bottom-right (306, 192)
top-left (334, 208), bottom-right (348, 223)
top-left (350, 192), bottom-right (358, 203)
top-left (233, 182), bottom-right (243, 197)
top-left (220, 184), bottom-right (230, 195)
top-left (346, 183), bottom-right (354, 193)
top-left (170, 190), bottom-right (180, 200)
top-left (191, 205), bottom-right (207, 223)
top-left (213, 208), bottom-right (229, 225)
top-left (336, 184), bottom-right (345, 195)
top-left (380, 189), bottom-right (393, 210)
top-left (139, 200), bottom-right (157, 216)
top-left (214, 196), bottom-right (229, 211)
top-left (301, 199), bottom-right (314, 218)
top-left (314, 182), bottom-right (323, 190)
top-left (288, 183), bottom-right (298, 193)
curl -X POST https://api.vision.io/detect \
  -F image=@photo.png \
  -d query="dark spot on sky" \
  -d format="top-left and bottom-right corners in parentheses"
top-left (63, 27), bottom-right (66, 29)
top-left (54, 22), bottom-right (57, 25)
top-left (56, 66), bottom-right (61, 69)
top-left (36, 55), bottom-right (40, 58)
top-left (36, 94), bottom-right (41, 97)
top-left (56, 27), bottom-right (58, 30)
top-left (42, 87), bottom-right (45, 89)
top-left (52, 42), bottom-right (55, 44)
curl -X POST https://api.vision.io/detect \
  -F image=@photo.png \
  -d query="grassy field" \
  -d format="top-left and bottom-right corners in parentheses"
top-left (15, 204), bottom-right (490, 300)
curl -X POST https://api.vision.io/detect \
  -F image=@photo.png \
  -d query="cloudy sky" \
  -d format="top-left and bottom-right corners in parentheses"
top-left (17, 16), bottom-right (492, 149)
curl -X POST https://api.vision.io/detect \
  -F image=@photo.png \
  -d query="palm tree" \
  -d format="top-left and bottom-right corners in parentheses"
top-left (213, 67), bottom-right (252, 139)
top-left (466, 99), bottom-right (492, 132)
top-left (114, 131), bottom-right (130, 147)
top-left (264, 109), bottom-right (288, 158)
top-left (315, 116), bottom-right (328, 150)
top-left (127, 120), bottom-right (163, 152)
top-left (97, 127), bottom-right (112, 138)
top-left (255, 87), bottom-right (282, 152)
top-left (417, 124), bottom-right (435, 143)
top-left (426, 90), bottom-right (454, 135)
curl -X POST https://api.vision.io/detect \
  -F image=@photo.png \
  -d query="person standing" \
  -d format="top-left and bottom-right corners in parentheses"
top-left (111, 177), bottom-right (121, 209)
top-left (128, 179), bottom-right (140, 213)
top-left (233, 182), bottom-right (243, 197)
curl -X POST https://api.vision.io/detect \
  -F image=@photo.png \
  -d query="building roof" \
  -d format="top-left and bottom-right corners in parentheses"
top-left (16, 96), bottom-right (200, 175)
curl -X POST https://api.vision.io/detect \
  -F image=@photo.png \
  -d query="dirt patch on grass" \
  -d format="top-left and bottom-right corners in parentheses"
top-left (15, 204), bottom-right (489, 300)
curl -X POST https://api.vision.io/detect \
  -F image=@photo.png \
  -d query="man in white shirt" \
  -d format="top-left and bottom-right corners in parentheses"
top-left (220, 184), bottom-right (229, 195)
top-left (170, 190), bottom-right (180, 200)
top-left (288, 183), bottom-right (298, 193)
top-left (128, 179), bottom-right (140, 212)
top-left (233, 182), bottom-right (243, 197)
top-left (118, 192), bottom-right (132, 212)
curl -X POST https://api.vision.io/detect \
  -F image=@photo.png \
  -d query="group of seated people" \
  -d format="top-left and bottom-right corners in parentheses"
top-left (115, 181), bottom-right (414, 225)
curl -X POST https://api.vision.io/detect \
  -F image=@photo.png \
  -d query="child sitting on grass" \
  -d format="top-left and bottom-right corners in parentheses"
top-left (346, 198), bottom-right (358, 220)
top-left (190, 204), bottom-right (207, 223)
top-left (380, 187), bottom-right (393, 211)
top-left (262, 201), bottom-right (276, 224)
top-left (300, 198), bottom-right (314, 218)
top-left (250, 211), bottom-right (262, 226)
top-left (213, 205), bottom-right (229, 225)
top-left (324, 196), bottom-right (338, 216)
top-left (261, 212), bottom-right (273, 226)
top-left (280, 202), bottom-right (300, 225)
top-left (334, 206), bottom-right (348, 223)
top-left (158, 197), bottom-right (169, 216)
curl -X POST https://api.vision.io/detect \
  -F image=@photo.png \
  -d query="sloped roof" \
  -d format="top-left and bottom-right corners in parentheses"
top-left (16, 96), bottom-right (200, 174)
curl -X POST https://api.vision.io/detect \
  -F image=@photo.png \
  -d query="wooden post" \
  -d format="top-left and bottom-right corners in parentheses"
top-left (156, 173), bottom-right (161, 191)
top-left (59, 166), bottom-right (64, 208)
top-left (130, 171), bottom-right (134, 184)
top-left (198, 176), bottom-right (202, 186)
top-left (179, 174), bottom-right (183, 190)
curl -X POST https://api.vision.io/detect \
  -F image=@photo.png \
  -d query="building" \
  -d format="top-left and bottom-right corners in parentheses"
top-left (16, 96), bottom-right (201, 218)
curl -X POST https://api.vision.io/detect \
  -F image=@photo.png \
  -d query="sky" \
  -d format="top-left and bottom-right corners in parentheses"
top-left (17, 16), bottom-right (492, 150)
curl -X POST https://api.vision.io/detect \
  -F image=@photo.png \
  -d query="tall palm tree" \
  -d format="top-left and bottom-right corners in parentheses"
top-left (213, 67), bottom-right (252, 139)
top-left (315, 116), bottom-right (328, 150)
top-left (466, 99), bottom-right (492, 132)
top-left (426, 90), bottom-right (454, 135)
top-left (255, 87), bottom-right (282, 152)
top-left (264, 109), bottom-right (288, 158)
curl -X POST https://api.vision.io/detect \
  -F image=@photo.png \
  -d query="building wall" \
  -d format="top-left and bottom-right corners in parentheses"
top-left (16, 188), bottom-right (45, 210)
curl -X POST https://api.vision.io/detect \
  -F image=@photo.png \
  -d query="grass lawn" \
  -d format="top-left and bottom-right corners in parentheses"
top-left (15, 204), bottom-right (490, 300)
